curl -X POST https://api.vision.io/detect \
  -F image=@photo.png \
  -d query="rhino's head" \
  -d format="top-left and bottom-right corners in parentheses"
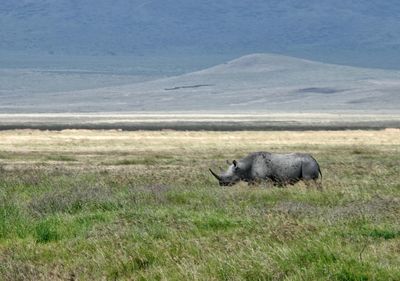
top-left (209, 160), bottom-right (241, 186)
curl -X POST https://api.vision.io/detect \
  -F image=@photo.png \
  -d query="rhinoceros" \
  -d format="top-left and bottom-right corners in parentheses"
top-left (209, 152), bottom-right (322, 189)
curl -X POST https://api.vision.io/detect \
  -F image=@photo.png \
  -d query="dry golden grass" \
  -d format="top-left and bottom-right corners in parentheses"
top-left (0, 129), bottom-right (399, 154)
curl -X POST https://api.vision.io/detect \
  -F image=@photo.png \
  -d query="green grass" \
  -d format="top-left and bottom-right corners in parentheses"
top-left (0, 130), bottom-right (399, 280)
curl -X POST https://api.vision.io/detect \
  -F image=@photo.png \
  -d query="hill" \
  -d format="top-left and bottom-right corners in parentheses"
top-left (2, 54), bottom-right (399, 113)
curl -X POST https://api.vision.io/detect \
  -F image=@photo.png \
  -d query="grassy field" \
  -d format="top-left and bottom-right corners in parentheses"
top-left (0, 129), bottom-right (399, 280)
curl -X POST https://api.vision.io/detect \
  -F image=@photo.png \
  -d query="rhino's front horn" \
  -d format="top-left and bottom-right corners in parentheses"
top-left (209, 169), bottom-right (221, 180)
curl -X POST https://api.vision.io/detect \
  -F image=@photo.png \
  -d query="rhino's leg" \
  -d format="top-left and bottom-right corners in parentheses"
top-left (314, 179), bottom-right (323, 191)
top-left (303, 179), bottom-right (322, 191)
top-left (301, 161), bottom-right (322, 190)
top-left (262, 178), bottom-right (275, 188)
top-left (273, 180), bottom-right (286, 188)
top-left (248, 178), bottom-right (262, 187)
top-left (304, 179), bottom-right (313, 189)
top-left (247, 180), bottom-right (256, 187)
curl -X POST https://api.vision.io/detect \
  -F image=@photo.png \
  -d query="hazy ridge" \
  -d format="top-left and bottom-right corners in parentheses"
top-left (1, 53), bottom-right (399, 113)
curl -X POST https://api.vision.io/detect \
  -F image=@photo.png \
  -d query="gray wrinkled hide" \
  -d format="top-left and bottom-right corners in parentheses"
top-left (210, 152), bottom-right (322, 187)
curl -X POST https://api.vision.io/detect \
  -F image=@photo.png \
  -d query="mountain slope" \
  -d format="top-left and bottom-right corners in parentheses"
top-left (1, 1), bottom-right (400, 68)
top-left (2, 54), bottom-right (400, 113)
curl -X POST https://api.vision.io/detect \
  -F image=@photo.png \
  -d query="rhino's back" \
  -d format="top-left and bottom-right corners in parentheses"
top-left (268, 153), bottom-right (303, 180)
top-left (268, 152), bottom-right (316, 164)
top-left (245, 152), bottom-right (319, 182)
top-left (257, 152), bottom-right (318, 182)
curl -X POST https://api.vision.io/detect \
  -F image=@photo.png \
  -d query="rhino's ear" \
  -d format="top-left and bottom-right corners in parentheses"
top-left (233, 160), bottom-right (237, 167)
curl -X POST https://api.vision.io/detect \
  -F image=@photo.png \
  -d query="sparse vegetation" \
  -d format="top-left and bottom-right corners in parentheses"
top-left (0, 129), bottom-right (399, 280)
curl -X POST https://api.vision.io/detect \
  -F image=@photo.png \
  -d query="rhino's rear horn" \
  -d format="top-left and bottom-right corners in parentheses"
top-left (209, 169), bottom-right (221, 180)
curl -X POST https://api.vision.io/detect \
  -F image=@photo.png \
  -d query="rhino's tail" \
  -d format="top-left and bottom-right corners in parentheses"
top-left (314, 158), bottom-right (323, 192)
top-left (318, 165), bottom-right (322, 182)
top-left (310, 155), bottom-right (322, 183)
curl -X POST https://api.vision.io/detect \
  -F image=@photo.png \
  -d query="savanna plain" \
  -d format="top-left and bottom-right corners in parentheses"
top-left (0, 129), bottom-right (399, 280)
